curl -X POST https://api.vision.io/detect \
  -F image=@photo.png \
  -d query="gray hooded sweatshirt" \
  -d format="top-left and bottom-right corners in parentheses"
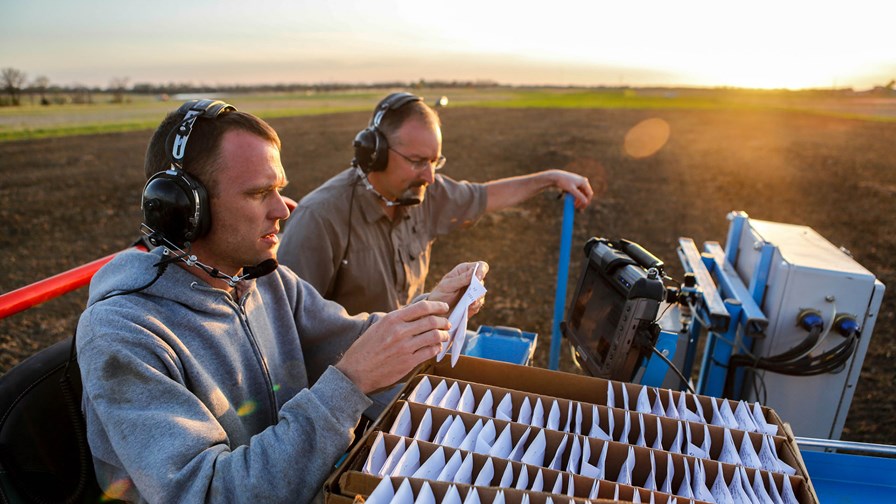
top-left (76, 247), bottom-right (377, 503)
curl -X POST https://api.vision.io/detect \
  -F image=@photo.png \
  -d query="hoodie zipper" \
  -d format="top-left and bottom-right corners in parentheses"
top-left (231, 294), bottom-right (279, 425)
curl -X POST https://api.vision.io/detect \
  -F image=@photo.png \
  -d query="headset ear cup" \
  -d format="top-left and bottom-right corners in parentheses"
top-left (369, 128), bottom-right (390, 172)
top-left (352, 127), bottom-right (379, 173)
top-left (141, 170), bottom-right (210, 246)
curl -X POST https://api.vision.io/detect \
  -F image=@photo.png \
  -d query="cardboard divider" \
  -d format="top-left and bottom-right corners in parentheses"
top-left (339, 431), bottom-right (713, 503)
top-left (367, 401), bottom-right (811, 501)
top-left (325, 355), bottom-right (820, 503)
top-left (404, 374), bottom-right (804, 477)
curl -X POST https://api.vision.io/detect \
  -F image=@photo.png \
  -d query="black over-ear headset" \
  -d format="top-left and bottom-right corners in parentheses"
top-left (352, 92), bottom-right (422, 173)
top-left (141, 99), bottom-right (236, 247)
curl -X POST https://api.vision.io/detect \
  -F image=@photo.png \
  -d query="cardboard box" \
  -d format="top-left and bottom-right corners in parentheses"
top-left (325, 356), bottom-right (819, 503)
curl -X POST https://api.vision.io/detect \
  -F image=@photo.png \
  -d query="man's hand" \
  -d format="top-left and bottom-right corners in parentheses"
top-left (428, 261), bottom-right (489, 317)
top-left (336, 301), bottom-right (450, 394)
top-left (548, 169), bottom-right (594, 210)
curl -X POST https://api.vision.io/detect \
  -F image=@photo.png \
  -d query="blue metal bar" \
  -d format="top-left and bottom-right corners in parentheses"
top-left (724, 211), bottom-right (749, 267)
top-left (549, 193), bottom-right (575, 370)
top-left (749, 242), bottom-right (775, 308)
top-left (697, 298), bottom-right (744, 396)
top-left (677, 238), bottom-right (730, 332)
top-left (703, 242), bottom-right (769, 337)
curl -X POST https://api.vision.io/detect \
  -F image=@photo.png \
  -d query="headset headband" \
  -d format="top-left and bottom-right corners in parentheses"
top-left (170, 99), bottom-right (236, 168)
top-left (370, 93), bottom-right (422, 130)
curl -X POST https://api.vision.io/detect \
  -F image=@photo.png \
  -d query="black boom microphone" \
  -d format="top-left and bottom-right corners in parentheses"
top-left (242, 259), bottom-right (279, 280)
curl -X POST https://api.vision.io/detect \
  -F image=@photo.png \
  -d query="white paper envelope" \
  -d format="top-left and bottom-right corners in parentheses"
top-left (606, 382), bottom-right (616, 408)
top-left (474, 390), bottom-right (494, 418)
top-left (438, 382), bottom-right (462, 411)
top-left (473, 457), bottom-right (495, 486)
top-left (389, 402), bottom-right (413, 437)
top-left (735, 466), bottom-right (761, 503)
top-left (379, 438), bottom-right (407, 477)
top-left (414, 481), bottom-right (436, 504)
top-left (710, 398), bottom-right (733, 428)
top-left (413, 446), bottom-right (446, 480)
top-left (532, 398), bottom-right (545, 428)
top-left (692, 459), bottom-right (715, 502)
top-left (566, 435), bottom-right (582, 474)
top-left (364, 431), bottom-right (388, 475)
top-left (409, 377), bottom-right (433, 403)
top-left (462, 487), bottom-right (481, 504)
top-left (588, 480), bottom-right (600, 499)
top-left (652, 416), bottom-right (664, 451)
top-left (661, 452), bottom-right (674, 494)
top-left (508, 427), bottom-right (531, 462)
top-left (437, 450), bottom-right (464, 482)
top-left (459, 418), bottom-right (484, 452)
top-left (651, 391), bottom-right (665, 417)
top-left (515, 462), bottom-right (529, 489)
top-left (489, 424), bottom-right (514, 459)
top-left (766, 471), bottom-right (784, 503)
top-left (615, 446), bottom-right (635, 485)
top-left (519, 494), bottom-right (529, 504)
top-left (727, 466), bottom-right (750, 503)
top-left (425, 380), bottom-right (449, 407)
top-left (700, 424), bottom-right (712, 458)
top-left (635, 414), bottom-right (647, 447)
top-left (474, 419), bottom-right (497, 454)
top-left (414, 408), bottom-right (433, 441)
top-left (573, 402), bottom-right (583, 435)
top-left (499, 461), bottom-right (514, 487)
top-left (679, 392), bottom-right (703, 423)
top-left (454, 452), bottom-right (475, 485)
top-left (530, 468), bottom-right (545, 492)
top-left (442, 415), bottom-right (468, 449)
top-left (749, 471), bottom-right (775, 504)
top-left (563, 401), bottom-right (573, 432)
top-left (718, 428), bottom-right (743, 466)
top-left (517, 396), bottom-right (533, 425)
top-left (550, 472), bottom-right (563, 494)
top-left (642, 449), bottom-right (657, 491)
top-left (394, 478), bottom-right (415, 504)
top-left (457, 384), bottom-right (476, 413)
top-left (752, 401), bottom-right (778, 436)
top-left (433, 415), bottom-right (454, 445)
top-left (739, 433), bottom-right (762, 469)
top-left (521, 429), bottom-right (547, 467)
top-left (636, 386), bottom-right (651, 413)
top-left (589, 405), bottom-right (611, 441)
top-left (665, 389), bottom-right (679, 420)
top-left (547, 400), bottom-right (561, 430)
top-left (619, 411), bottom-right (631, 444)
top-left (443, 486), bottom-right (463, 504)
top-left (496, 393), bottom-right (514, 422)
top-left (438, 264), bottom-right (486, 366)
top-left (760, 435), bottom-right (796, 475)
top-left (580, 438), bottom-right (601, 479)
top-left (493, 489), bottom-right (506, 504)
top-left (366, 476), bottom-right (396, 504)
top-left (548, 434), bottom-right (568, 471)
top-left (392, 439), bottom-right (421, 477)
top-left (676, 458), bottom-right (693, 499)
top-left (709, 461), bottom-right (734, 504)
top-left (734, 400), bottom-right (759, 432)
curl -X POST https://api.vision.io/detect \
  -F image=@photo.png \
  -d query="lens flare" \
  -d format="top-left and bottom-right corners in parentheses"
top-left (237, 400), bottom-right (257, 417)
top-left (624, 118), bottom-right (671, 159)
top-left (101, 478), bottom-right (133, 501)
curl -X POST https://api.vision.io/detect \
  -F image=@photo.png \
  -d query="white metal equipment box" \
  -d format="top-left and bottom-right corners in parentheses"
top-left (730, 217), bottom-right (885, 439)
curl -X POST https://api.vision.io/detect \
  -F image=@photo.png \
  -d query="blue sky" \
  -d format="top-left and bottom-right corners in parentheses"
top-left (2, 0), bottom-right (894, 90)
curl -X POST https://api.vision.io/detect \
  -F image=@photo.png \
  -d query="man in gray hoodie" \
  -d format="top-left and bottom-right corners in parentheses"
top-left (76, 100), bottom-right (486, 503)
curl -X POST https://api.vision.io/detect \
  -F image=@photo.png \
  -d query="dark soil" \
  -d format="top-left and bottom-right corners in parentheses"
top-left (1, 107), bottom-right (894, 445)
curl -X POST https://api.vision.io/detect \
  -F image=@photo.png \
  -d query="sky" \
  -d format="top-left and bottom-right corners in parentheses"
top-left (2, 0), bottom-right (894, 91)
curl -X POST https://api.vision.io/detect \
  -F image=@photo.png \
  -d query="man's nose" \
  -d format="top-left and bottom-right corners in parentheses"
top-left (420, 165), bottom-right (436, 184)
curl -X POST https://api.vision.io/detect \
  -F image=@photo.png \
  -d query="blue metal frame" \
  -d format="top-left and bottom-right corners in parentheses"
top-left (549, 194), bottom-right (575, 370)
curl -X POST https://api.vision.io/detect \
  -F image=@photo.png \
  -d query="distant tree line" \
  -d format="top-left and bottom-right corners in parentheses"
top-left (1, 67), bottom-right (501, 107)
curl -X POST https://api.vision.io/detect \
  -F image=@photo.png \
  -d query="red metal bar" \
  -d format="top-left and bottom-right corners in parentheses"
top-left (0, 245), bottom-right (147, 320)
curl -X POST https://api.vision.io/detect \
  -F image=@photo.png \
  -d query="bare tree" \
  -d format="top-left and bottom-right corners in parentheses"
top-left (109, 76), bottom-right (130, 103)
top-left (32, 75), bottom-right (51, 105)
top-left (2, 67), bottom-right (27, 106)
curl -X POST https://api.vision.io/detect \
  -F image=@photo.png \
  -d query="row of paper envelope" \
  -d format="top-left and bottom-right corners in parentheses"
top-left (361, 432), bottom-right (800, 504)
top-left (395, 392), bottom-right (795, 475)
top-left (365, 476), bottom-right (689, 504)
top-left (408, 377), bottom-right (779, 438)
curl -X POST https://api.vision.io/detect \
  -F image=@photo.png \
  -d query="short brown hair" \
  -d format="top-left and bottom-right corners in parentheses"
top-left (377, 99), bottom-right (441, 145)
top-left (144, 107), bottom-right (281, 195)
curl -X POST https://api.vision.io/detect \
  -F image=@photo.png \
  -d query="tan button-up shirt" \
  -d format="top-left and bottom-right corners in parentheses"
top-left (279, 168), bottom-right (487, 315)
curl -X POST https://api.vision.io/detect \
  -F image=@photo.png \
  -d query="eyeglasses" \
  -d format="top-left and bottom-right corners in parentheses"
top-left (389, 147), bottom-right (446, 171)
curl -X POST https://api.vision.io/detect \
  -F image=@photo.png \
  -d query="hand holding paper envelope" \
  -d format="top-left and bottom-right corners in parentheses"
top-left (436, 264), bottom-right (488, 367)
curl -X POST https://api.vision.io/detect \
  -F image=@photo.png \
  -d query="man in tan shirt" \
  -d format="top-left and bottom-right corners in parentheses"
top-left (278, 92), bottom-right (594, 316)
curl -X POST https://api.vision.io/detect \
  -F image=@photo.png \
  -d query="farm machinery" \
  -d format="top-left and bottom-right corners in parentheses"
top-left (0, 199), bottom-right (894, 503)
